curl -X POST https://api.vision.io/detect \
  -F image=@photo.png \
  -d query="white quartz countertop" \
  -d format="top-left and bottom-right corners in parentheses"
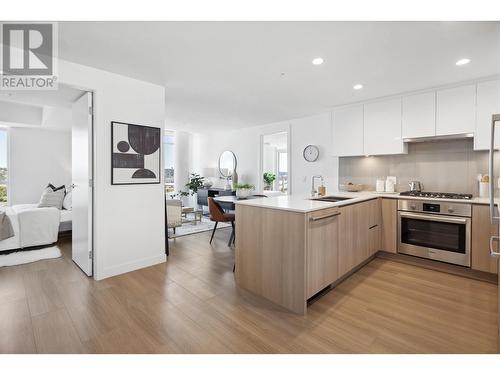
top-left (234, 191), bottom-right (500, 213)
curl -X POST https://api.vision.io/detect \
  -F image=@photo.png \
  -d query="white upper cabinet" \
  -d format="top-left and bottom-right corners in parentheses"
top-left (364, 98), bottom-right (406, 156)
top-left (475, 79), bottom-right (500, 151)
top-left (332, 105), bottom-right (364, 156)
top-left (436, 84), bottom-right (476, 136)
top-left (402, 92), bottom-right (436, 139)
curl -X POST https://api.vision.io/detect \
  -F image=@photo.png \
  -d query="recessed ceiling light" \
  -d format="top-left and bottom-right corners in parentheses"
top-left (456, 58), bottom-right (471, 66)
top-left (312, 57), bottom-right (324, 65)
top-left (353, 84), bottom-right (363, 90)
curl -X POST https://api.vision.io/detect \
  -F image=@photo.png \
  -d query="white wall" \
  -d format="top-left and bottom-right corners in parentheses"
top-left (8, 128), bottom-right (71, 205)
top-left (59, 59), bottom-right (166, 280)
top-left (174, 130), bottom-right (193, 192)
top-left (290, 113), bottom-right (338, 195)
top-left (173, 130), bottom-right (199, 207)
top-left (194, 121), bottom-right (289, 191)
top-left (0, 101), bottom-right (43, 126)
top-left (42, 106), bottom-right (73, 131)
top-left (195, 112), bottom-right (339, 195)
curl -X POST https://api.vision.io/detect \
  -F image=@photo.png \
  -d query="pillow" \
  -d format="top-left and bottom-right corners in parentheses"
top-left (63, 190), bottom-right (72, 210)
top-left (38, 187), bottom-right (65, 209)
top-left (47, 183), bottom-right (65, 192)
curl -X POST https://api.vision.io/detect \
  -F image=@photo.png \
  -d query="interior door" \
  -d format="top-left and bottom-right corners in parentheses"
top-left (71, 92), bottom-right (93, 276)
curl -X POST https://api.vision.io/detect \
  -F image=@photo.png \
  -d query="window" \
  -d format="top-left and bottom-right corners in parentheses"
top-left (164, 131), bottom-right (175, 195)
top-left (0, 129), bottom-right (7, 206)
top-left (261, 131), bottom-right (289, 194)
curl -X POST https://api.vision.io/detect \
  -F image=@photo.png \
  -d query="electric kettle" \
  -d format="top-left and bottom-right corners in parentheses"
top-left (409, 181), bottom-right (423, 192)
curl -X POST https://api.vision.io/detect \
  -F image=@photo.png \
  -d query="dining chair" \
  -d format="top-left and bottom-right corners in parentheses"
top-left (208, 197), bottom-right (235, 246)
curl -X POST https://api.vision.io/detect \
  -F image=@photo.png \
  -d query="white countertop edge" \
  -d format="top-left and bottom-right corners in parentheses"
top-left (234, 191), bottom-right (500, 213)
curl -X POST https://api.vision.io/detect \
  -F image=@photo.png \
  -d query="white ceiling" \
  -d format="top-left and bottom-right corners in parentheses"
top-left (0, 85), bottom-right (84, 108)
top-left (0, 84), bottom-right (82, 131)
top-left (58, 21), bottom-right (500, 133)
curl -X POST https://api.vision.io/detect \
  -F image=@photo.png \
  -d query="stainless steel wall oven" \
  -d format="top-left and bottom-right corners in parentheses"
top-left (397, 199), bottom-right (471, 267)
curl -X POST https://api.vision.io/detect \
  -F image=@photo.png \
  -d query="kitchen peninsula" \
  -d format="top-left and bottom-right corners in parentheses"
top-left (235, 192), bottom-right (499, 314)
top-left (234, 193), bottom-right (382, 314)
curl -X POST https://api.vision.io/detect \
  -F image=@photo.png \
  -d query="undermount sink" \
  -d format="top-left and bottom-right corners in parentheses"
top-left (310, 196), bottom-right (352, 202)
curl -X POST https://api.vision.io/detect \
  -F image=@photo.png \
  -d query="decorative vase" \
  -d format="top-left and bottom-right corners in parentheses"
top-left (180, 195), bottom-right (190, 207)
top-left (236, 188), bottom-right (251, 199)
top-left (232, 168), bottom-right (239, 186)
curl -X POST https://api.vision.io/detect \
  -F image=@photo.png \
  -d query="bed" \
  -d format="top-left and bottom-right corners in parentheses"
top-left (59, 208), bottom-right (73, 232)
top-left (0, 204), bottom-right (72, 252)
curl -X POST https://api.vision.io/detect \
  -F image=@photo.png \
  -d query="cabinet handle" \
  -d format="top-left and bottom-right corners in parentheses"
top-left (369, 224), bottom-right (378, 229)
top-left (489, 236), bottom-right (500, 258)
top-left (309, 212), bottom-right (341, 222)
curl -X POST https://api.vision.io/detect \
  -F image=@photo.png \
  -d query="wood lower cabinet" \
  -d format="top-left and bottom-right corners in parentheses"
top-left (338, 199), bottom-right (380, 277)
top-left (305, 208), bottom-right (340, 298)
top-left (367, 198), bottom-right (382, 256)
top-left (236, 204), bottom-right (308, 314)
top-left (236, 198), bottom-right (382, 314)
top-left (338, 203), bottom-right (366, 276)
top-left (381, 198), bottom-right (398, 253)
top-left (471, 205), bottom-right (498, 274)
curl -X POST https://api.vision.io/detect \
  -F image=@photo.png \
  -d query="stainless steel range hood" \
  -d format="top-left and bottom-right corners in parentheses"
top-left (403, 133), bottom-right (474, 143)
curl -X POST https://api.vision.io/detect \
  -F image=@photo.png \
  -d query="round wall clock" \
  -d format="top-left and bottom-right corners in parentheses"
top-left (303, 145), bottom-right (320, 162)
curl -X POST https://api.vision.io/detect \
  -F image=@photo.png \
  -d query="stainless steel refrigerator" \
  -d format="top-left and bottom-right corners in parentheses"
top-left (488, 114), bottom-right (500, 340)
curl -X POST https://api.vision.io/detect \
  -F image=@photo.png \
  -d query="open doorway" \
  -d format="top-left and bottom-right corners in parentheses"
top-left (0, 85), bottom-right (94, 276)
top-left (261, 131), bottom-right (289, 194)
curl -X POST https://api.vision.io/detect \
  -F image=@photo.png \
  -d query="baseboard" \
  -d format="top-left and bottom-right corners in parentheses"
top-left (377, 251), bottom-right (498, 284)
top-left (95, 254), bottom-right (167, 280)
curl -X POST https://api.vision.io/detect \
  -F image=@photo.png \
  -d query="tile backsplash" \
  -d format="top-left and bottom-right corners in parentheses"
top-left (339, 138), bottom-right (500, 196)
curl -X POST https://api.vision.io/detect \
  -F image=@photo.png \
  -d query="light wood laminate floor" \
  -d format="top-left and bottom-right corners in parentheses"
top-left (0, 227), bottom-right (498, 353)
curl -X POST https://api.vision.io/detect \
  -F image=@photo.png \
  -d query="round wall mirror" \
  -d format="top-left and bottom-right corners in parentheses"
top-left (218, 150), bottom-right (237, 178)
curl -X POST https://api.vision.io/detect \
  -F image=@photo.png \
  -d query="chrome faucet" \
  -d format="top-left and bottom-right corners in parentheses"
top-left (311, 175), bottom-right (324, 197)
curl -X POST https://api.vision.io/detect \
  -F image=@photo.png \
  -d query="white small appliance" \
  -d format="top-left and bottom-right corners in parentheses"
top-left (376, 179), bottom-right (385, 192)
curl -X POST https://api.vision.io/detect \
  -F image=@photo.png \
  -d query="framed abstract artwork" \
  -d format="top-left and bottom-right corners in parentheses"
top-left (111, 121), bottom-right (161, 185)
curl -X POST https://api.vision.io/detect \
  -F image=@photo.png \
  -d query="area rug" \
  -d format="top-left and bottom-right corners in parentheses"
top-left (0, 246), bottom-right (62, 267)
top-left (169, 216), bottom-right (231, 238)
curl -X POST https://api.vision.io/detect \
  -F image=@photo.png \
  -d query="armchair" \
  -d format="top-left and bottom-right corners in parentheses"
top-left (166, 199), bottom-right (182, 234)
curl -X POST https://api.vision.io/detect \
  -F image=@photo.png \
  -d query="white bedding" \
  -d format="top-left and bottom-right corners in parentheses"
top-left (59, 209), bottom-right (72, 232)
top-left (60, 209), bottom-right (72, 223)
top-left (0, 204), bottom-right (62, 252)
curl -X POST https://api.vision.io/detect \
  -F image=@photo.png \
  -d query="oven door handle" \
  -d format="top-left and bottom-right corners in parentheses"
top-left (399, 211), bottom-right (469, 225)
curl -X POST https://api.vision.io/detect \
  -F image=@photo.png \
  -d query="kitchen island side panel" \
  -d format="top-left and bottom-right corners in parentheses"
top-left (235, 204), bottom-right (307, 314)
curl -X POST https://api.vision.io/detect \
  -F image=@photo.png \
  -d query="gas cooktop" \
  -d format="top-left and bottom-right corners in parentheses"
top-left (399, 191), bottom-right (473, 200)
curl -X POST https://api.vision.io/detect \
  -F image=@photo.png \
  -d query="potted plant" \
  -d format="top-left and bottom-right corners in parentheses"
top-left (263, 172), bottom-right (276, 191)
top-left (185, 173), bottom-right (205, 195)
top-left (234, 183), bottom-right (255, 199)
top-left (174, 190), bottom-right (190, 206)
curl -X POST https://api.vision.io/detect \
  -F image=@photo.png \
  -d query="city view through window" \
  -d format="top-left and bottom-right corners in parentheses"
top-left (164, 132), bottom-right (175, 194)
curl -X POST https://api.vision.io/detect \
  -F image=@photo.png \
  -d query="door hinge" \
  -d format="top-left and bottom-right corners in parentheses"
top-left (89, 250), bottom-right (93, 259)
top-left (89, 178), bottom-right (93, 188)
top-left (89, 106), bottom-right (93, 116)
